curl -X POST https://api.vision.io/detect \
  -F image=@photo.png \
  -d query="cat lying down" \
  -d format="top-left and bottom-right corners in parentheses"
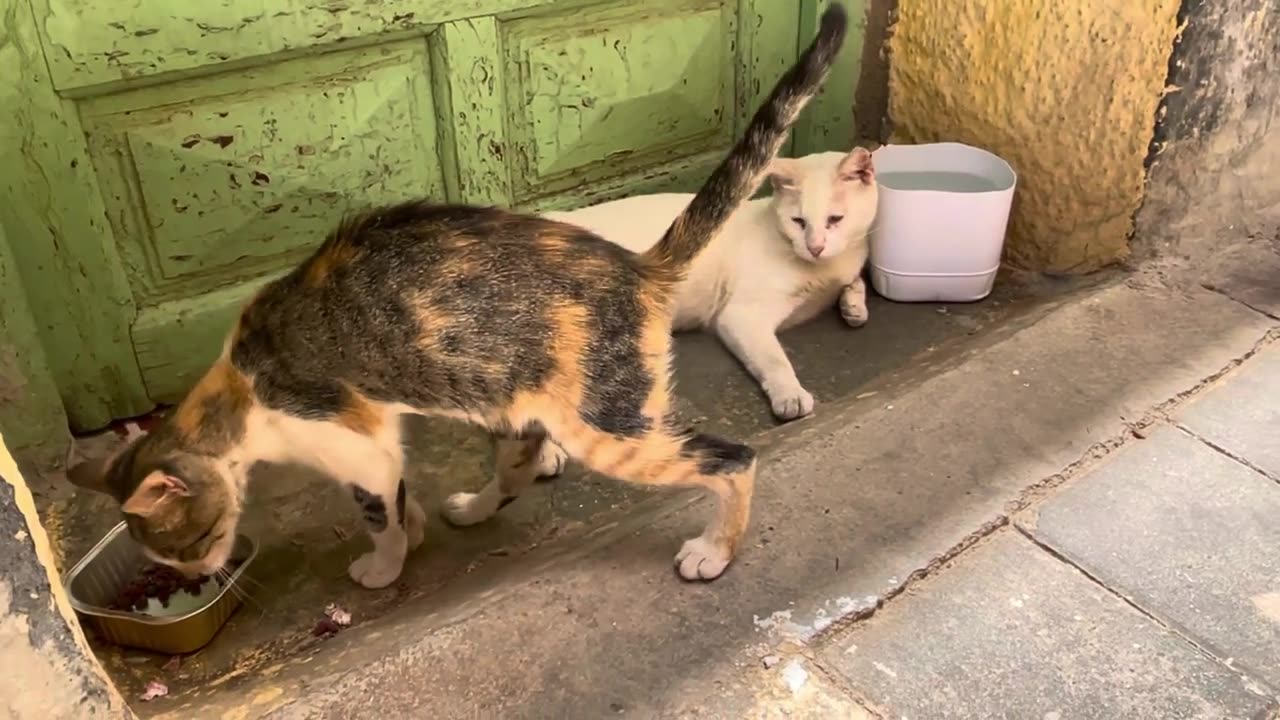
top-left (63, 6), bottom-right (850, 590)
top-left (546, 147), bottom-right (879, 421)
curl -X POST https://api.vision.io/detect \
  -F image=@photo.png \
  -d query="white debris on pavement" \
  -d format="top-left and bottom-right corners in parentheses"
top-left (781, 661), bottom-right (809, 693)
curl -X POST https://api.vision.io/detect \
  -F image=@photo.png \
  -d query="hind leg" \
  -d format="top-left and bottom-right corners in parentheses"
top-left (561, 424), bottom-right (756, 581)
top-left (442, 430), bottom-right (559, 526)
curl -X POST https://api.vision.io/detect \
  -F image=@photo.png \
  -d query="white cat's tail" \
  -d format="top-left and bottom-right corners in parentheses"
top-left (640, 3), bottom-right (847, 280)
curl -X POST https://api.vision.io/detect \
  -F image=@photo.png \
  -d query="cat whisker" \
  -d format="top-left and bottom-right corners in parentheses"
top-left (217, 568), bottom-right (267, 614)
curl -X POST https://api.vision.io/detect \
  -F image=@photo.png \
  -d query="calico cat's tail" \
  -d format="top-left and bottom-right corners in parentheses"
top-left (640, 3), bottom-right (848, 277)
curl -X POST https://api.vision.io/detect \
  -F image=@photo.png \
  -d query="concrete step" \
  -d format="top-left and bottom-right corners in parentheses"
top-left (145, 276), bottom-right (1278, 719)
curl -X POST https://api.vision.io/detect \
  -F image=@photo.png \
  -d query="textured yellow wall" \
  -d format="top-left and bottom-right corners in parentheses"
top-left (887, 1), bottom-right (1180, 273)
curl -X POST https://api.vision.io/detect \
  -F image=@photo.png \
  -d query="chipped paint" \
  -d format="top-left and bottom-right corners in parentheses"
top-left (887, 0), bottom-right (1181, 273)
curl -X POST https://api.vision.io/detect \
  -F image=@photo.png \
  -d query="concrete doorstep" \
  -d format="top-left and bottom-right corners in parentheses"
top-left (151, 278), bottom-right (1279, 720)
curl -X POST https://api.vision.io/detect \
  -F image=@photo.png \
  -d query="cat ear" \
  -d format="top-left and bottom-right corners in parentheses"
top-left (768, 158), bottom-right (802, 193)
top-left (838, 147), bottom-right (875, 185)
top-left (121, 471), bottom-right (192, 517)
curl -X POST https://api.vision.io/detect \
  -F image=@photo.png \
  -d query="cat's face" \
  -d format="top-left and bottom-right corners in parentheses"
top-left (68, 430), bottom-right (242, 578)
top-left (768, 148), bottom-right (878, 262)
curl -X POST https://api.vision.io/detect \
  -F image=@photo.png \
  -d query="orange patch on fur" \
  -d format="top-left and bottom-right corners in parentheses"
top-left (173, 359), bottom-right (253, 440)
top-left (304, 240), bottom-right (359, 288)
top-left (335, 385), bottom-right (383, 436)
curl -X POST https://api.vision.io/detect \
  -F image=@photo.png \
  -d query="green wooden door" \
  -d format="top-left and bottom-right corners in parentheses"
top-left (0, 0), bottom-right (860, 433)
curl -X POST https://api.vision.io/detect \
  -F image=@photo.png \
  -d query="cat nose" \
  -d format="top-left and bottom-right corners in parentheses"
top-left (806, 240), bottom-right (826, 258)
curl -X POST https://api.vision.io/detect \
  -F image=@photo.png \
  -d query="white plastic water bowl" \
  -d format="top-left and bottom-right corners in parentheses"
top-left (868, 142), bottom-right (1017, 303)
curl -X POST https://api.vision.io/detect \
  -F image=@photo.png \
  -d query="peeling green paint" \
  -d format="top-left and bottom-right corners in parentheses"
top-left (0, 224), bottom-right (69, 464)
top-left (0, 0), bottom-right (151, 431)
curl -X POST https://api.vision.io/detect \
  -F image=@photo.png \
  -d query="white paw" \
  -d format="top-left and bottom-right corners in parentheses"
top-left (441, 491), bottom-right (496, 527)
top-left (768, 386), bottom-right (815, 421)
top-left (404, 497), bottom-right (427, 550)
top-left (348, 551), bottom-right (403, 589)
top-left (674, 537), bottom-right (733, 581)
top-left (840, 300), bottom-right (869, 327)
top-left (536, 441), bottom-right (569, 479)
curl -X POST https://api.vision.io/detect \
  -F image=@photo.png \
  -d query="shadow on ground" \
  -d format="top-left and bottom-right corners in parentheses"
top-left (33, 268), bottom-right (1085, 709)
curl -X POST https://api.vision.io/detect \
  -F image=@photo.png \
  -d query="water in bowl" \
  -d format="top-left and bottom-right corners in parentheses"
top-left (877, 171), bottom-right (1003, 193)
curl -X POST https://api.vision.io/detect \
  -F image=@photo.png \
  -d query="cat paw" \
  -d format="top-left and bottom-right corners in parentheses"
top-left (441, 491), bottom-right (497, 527)
top-left (675, 537), bottom-right (733, 581)
top-left (840, 301), bottom-right (869, 327)
top-left (536, 440), bottom-right (569, 479)
top-left (404, 497), bottom-right (427, 551)
top-left (769, 387), bottom-right (815, 421)
top-left (348, 551), bottom-right (403, 589)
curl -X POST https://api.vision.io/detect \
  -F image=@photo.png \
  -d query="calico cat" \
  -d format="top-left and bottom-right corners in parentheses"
top-left (546, 147), bottom-right (878, 421)
top-left (66, 6), bottom-right (849, 589)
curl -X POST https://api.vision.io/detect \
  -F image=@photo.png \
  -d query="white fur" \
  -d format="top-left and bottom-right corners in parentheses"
top-left (232, 403), bottom-right (425, 588)
top-left (546, 149), bottom-right (879, 421)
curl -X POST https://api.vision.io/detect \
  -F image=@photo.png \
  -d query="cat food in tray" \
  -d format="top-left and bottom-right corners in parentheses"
top-left (63, 522), bottom-right (257, 655)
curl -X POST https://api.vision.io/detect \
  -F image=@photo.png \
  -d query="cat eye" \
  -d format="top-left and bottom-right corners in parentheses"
top-left (827, 215), bottom-right (844, 226)
top-left (792, 217), bottom-right (807, 229)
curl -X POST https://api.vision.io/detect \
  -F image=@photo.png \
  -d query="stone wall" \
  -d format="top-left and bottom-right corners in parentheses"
top-left (1135, 0), bottom-right (1280, 265)
top-left (875, 1), bottom-right (1181, 273)
top-left (0, 433), bottom-right (132, 720)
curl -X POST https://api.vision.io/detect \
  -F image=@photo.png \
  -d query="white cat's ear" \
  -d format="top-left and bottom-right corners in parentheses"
top-left (838, 147), bottom-right (875, 185)
top-left (122, 470), bottom-right (192, 517)
top-left (768, 158), bottom-right (801, 192)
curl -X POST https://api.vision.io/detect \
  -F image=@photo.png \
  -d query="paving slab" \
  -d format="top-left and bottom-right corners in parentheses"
top-left (821, 531), bottom-right (1274, 720)
top-left (1029, 425), bottom-right (1280, 690)
top-left (1179, 344), bottom-right (1280, 480)
top-left (1202, 230), bottom-right (1280, 318)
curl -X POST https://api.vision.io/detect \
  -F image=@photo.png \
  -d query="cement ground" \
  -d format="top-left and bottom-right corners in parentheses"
top-left (32, 228), bottom-right (1280, 717)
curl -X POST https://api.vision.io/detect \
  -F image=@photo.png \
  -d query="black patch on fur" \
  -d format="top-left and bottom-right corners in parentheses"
top-left (351, 486), bottom-right (388, 532)
top-left (395, 479), bottom-right (406, 528)
top-left (679, 433), bottom-right (756, 476)
top-left (577, 263), bottom-right (653, 437)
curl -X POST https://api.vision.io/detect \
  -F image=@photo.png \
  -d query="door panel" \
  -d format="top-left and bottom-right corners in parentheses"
top-left (82, 40), bottom-right (445, 305)
top-left (80, 39), bottom-right (447, 401)
top-left (501, 0), bottom-right (736, 204)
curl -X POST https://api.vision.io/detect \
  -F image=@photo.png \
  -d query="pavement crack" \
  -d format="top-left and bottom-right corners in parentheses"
top-left (1012, 524), bottom-right (1278, 698)
top-left (807, 515), bottom-right (1010, 644)
top-left (1175, 423), bottom-right (1280, 487)
top-left (1201, 282), bottom-right (1280, 322)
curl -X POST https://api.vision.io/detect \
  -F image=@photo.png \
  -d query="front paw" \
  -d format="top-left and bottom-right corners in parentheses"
top-left (348, 551), bottom-right (403, 589)
top-left (536, 440), bottom-right (568, 480)
top-left (767, 385), bottom-right (815, 421)
top-left (839, 296), bottom-right (869, 327)
top-left (441, 491), bottom-right (496, 527)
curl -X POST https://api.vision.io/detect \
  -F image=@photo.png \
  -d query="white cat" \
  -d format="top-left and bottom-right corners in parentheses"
top-left (546, 147), bottom-right (878, 421)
